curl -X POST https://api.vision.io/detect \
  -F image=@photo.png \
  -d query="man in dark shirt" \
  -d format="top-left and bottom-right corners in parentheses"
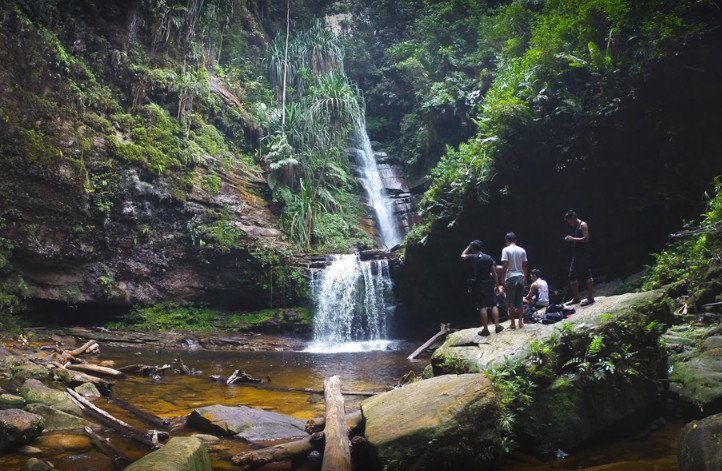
top-left (461, 240), bottom-right (504, 336)
top-left (564, 210), bottom-right (595, 306)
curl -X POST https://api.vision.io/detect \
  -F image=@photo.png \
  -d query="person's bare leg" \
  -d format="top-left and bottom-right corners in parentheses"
top-left (509, 307), bottom-right (517, 329)
top-left (479, 309), bottom-right (490, 336)
top-left (582, 278), bottom-right (595, 305)
top-left (568, 280), bottom-right (581, 304)
top-left (518, 306), bottom-right (525, 328)
top-left (492, 306), bottom-right (504, 333)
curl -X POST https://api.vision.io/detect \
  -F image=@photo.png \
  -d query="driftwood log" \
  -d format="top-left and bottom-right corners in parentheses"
top-left (67, 363), bottom-right (125, 378)
top-left (174, 356), bottom-right (197, 375)
top-left (67, 340), bottom-right (100, 356)
top-left (322, 375), bottom-right (352, 471)
top-left (84, 426), bottom-right (130, 470)
top-left (66, 388), bottom-right (167, 448)
top-left (304, 410), bottom-right (363, 435)
top-left (108, 398), bottom-right (169, 429)
top-left (407, 323), bottom-right (451, 360)
top-left (118, 364), bottom-right (172, 376)
top-left (50, 362), bottom-right (114, 394)
top-left (226, 369), bottom-right (268, 384)
top-left (230, 432), bottom-right (325, 470)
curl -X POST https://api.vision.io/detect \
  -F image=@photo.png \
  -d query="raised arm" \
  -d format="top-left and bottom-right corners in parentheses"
top-left (461, 244), bottom-right (472, 260)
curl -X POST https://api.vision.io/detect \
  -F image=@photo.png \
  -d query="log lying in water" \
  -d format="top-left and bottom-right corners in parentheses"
top-left (226, 368), bottom-right (268, 385)
top-left (67, 363), bottom-right (125, 378)
top-left (407, 323), bottom-right (452, 360)
top-left (50, 362), bottom-right (114, 394)
top-left (322, 375), bottom-right (352, 471)
top-left (108, 397), bottom-right (170, 429)
top-left (305, 410), bottom-right (363, 435)
top-left (67, 340), bottom-right (100, 356)
top-left (231, 432), bottom-right (325, 470)
top-left (174, 356), bottom-right (201, 375)
top-left (66, 388), bottom-right (167, 448)
top-left (84, 425), bottom-right (131, 470)
top-left (118, 364), bottom-right (172, 376)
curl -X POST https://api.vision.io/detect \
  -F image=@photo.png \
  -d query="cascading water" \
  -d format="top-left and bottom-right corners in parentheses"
top-left (305, 254), bottom-right (396, 353)
top-left (351, 124), bottom-right (403, 249)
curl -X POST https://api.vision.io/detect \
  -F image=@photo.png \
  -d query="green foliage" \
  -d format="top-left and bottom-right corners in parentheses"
top-left (486, 359), bottom-right (536, 453)
top-left (264, 23), bottom-right (370, 250)
top-left (107, 303), bottom-right (312, 332)
top-left (644, 179), bottom-right (722, 289)
top-left (201, 172), bottom-right (222, 194)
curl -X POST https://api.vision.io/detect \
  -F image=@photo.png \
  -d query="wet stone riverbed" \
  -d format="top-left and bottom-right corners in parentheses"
top-left (0, 342), bottom-right (682, 470)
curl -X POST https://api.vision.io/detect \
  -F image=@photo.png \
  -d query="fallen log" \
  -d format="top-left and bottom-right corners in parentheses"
top-left (67, 363), bottom-right (125, 378)
top-left (174, 356), bottom-right (192, 375)
top-left (287, 387), bottom-right (379, 397)
top-left (227, 369), bottom-right (267, 385)
top-left (305, 410), bottom-right (363, 435)
top-left (50, 363), bottom-right (114, 394)
top-left (118, 364), bottom-right (172, 376)
top-left (84, 425), bottom-right (131, 470)
top-left (322, 375), bottom-right (352, 471)
top-left (231, 432), bottom-right (324, 470)
top-left (66, 388), bottom-right (167, 448)
top-left (67, 340), bottom-right (100, 356)
top-left (407, 323), bottom-right (451, 360)
top-left (108, 398), bottom-right (170, 429)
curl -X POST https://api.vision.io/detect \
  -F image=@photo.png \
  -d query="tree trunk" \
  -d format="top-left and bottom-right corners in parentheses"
top-left (230, 432), bottom-right (324, 470)
top-left (67, 363), bottom-right (125, 378)
top-left (321, 375), bottom-right (352, 471)
top-left (305, 410), bottom-right (362, 435)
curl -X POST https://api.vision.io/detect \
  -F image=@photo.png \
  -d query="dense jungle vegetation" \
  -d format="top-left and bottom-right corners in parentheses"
top-left (0, 0), bottom-right (720, 330)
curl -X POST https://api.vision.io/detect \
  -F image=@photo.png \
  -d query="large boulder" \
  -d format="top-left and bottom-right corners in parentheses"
top-left (18, 379), bottom-right (82, 416)
top-left (5, 358), bottom-right (51, 382)
top-left (0, 409), bottom-right (44, 452)
top-left (669, 329), bottom-right (722, 415)
top-left (431, 292), bottom-right (657, 375)
top-left (678, 413), bottom-right (722, 471)
top-left (123, 436), bottom-right (211, 471)
top-left (361, 373), bottom-right (501, 471)
top-left (187, 405), bottom-right (307, 443)
top-left (0, 393), bottom-right (26, 408)
top-left (24, 403), bottom-right (91, 431)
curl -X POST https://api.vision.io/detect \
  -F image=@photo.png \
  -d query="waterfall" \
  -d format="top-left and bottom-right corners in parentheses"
top-left (305, 254), bottom-right (396, 353)
top-left (351, 125), bottom-right (402, 249)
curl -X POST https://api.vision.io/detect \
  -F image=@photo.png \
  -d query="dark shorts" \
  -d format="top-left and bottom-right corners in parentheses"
top-left (505, 275), bottom-right (525, 308)
top-left (569, 254), bottom-right (593, 281)
top-left (473, 281), bottom-right (497, 310)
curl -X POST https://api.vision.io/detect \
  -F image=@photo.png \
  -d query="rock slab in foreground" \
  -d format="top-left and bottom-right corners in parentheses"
top-left (669, 330), bottom-right (722, 414)
top-left (123, 436), bottom-right (211, 471)
top-left (678, 412), bottom-right (722, 471)
top-left (0, 409), bottom-right (44, 452)
top-left (361, 373), bottom-right (500, 471)
top-left (24, 403), bottom-right (91, 431)
top-left (187, 405), bottom-right (307, 443)
top-left (18, 379), bottom-right (82, 416)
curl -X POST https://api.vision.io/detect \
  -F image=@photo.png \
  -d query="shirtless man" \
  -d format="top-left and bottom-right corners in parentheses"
top-left (564, 210), bottom-right (594, 306)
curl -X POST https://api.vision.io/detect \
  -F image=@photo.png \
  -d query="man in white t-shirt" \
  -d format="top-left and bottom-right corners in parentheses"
top-left (500, 232), bottom-right (528, 329)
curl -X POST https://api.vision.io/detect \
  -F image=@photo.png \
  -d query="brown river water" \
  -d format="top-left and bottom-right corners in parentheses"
top-left (0, 345), bottom-right (681, 470)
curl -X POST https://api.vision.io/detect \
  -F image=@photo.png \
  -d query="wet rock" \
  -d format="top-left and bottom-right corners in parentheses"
top-left (361, 374), bottom-right (501, 471)
top-left (25, 404), bottom-right (91, 431)
top-left (7, 360), bottom-right (51, 382)
top-left (187, 405), bottom-right (307, 443)
top-left (17, 445), bottom-right (43, 455)
top-left (18, 379), bottom-right (82, 416)
top-left (678, 412), bottom-right (722, 471)
top-left (669, 329), bottom-right (722, 414)
top-left (73, 382), bottom-right (101, 399)
top-left (431, 292), bottom-right (657, 375)
top-left (0, 393), bottom-right (26, 408)
top-left (191, 433), bottom-right (220, 444)
top-left (124, 436), bottom-right (211, 471)
top-left (21, 458), bottom-right (54, 471)
top-left (0, 409), bottom-right (45, 452)
top-left (35, 432), bottom-right (92, 452)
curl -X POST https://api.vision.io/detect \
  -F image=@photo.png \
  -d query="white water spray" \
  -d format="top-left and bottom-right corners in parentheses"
top-left (305, 254), bottom-right (396, 353)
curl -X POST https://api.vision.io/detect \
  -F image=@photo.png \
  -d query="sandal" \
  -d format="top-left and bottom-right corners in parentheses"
top-left (495, 325), bottom-right (505, 334)
top-left (479, 328), bottom-right (491, 337)
top-left (581, 299), bottom-right (595, 307)
top-left (565, 298), bottom-right (581, 305)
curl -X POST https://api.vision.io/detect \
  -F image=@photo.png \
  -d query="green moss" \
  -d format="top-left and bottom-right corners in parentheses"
top-left (201, 173), bottom-right (222, 194)
top-left (19, 129), bottom-right (63, 164)
top-left (106, 304), bottom-right (312, 333)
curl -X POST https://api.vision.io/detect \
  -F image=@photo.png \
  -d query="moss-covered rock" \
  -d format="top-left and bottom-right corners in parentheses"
top-left (0, 393), bottom-right (26, 409)
top-left (6, 359), bottom-right (51, 382)
top-left (669, 333), bottom-right (722, 415)
top-left (361, 373), bottom-right (501, 470)
top-left (124, 436), bottom-right (211, 471)
top-left (24, 404), bottom-right (90, 431)
top-left (18, 379), bottom-right (81, 416)
top-left (0, 409), bottom-right (44, 452)
top-left (678, 412), bottom-right (722, 471)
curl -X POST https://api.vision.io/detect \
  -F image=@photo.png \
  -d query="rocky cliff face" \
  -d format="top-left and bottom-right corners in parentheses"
top-left (0, 0), bottom-right (307, 317)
